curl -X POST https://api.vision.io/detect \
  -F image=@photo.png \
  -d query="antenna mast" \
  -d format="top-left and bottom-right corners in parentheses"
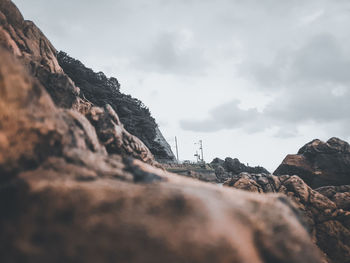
top-left (175, 136), bottom-right (179, 163)
top-left (199, 140), bottom-right (204, 162)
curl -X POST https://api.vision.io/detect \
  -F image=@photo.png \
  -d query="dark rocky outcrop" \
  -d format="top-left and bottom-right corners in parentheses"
top-left (0, 47), bottom-right (323, 263)
top-left (211, 157), bottom-right (269, 183)
top-left (224, 173), bottom-right (350, 263)
top-left (274, 138), bottom-right (350, 188)
top-left (57, 52), bottom-right (176, 163)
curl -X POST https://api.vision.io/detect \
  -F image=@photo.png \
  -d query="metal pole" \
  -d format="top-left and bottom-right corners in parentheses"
top-left (199, 140), bottom-right (204, 162)
top-left (175, 136), bottom-right (179, 163)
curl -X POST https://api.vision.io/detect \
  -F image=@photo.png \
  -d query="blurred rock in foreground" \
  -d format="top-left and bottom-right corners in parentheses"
top-left (225, 173), bottom-right (350, 263)
top-left (0, 17), bottom-right (321, 263)
top-left (0, 0), bottom-right (331, 262)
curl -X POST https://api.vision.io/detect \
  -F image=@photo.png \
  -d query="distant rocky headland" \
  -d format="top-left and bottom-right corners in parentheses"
top-left (0, 1), bottom-right (348, 262)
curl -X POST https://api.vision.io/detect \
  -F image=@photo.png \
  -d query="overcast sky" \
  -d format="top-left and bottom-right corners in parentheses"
top-left (13, 0), bottom-right (350, 171)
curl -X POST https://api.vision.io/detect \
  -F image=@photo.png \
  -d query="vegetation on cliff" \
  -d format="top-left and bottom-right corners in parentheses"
top-left (57, 51), bottom-right (175, 162)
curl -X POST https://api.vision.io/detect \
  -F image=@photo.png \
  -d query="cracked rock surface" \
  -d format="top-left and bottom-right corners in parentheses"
top-left (225, 173), bottom-right (350, 263)
top-left (274, 138), bottom-right (350, 188)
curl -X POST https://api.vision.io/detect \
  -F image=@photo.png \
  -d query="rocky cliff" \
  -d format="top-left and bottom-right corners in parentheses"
top-left (57, 52), bottom-right (176, 163)
top-left (0, 0), bottom-right (175, 163)
top-left (0, 1), bottom-right (344, 262)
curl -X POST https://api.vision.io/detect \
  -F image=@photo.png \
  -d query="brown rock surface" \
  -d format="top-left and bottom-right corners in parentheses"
top-left (224, 173), bottom-right (350, 263)
top-left (274, 138), bottom-right (350, 188)
top-left (0, 0), bottom-right (171, 165)
top-left (0, 48), bottom-right (324, 262)
top-left (316, 185), bottom-right (350, 210)
top-left (0, 49), bottom-right (106, 178)
top-left (0, 0), bottom-right (80, 108)
top-left (86, 104), bottom-right (157, 166)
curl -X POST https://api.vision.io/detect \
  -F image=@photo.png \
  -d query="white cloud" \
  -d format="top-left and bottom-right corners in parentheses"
top-left (299, 9), bottom-right (325, 26)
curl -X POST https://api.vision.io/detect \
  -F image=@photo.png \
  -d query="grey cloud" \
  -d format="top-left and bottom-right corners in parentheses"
top-left (13, 0), bottom-right (350, 142)
top-left (180, 100), bottom-right (264, 132)
top-left (246, 34), bottom-right (350, 89)
top-left (265, 87), bottom-right (350, 123)
top-left (133, 31), bottom-right (208, 75)
top-left (181, 80), bottom-right (350, 137)
top-left (194, 33), bottom-right (350, 137)
top-left (291, 35), bottom-right (350, 84)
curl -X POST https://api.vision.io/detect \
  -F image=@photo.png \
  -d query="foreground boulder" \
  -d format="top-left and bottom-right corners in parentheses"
top-left (0, 0), bottom-right (79, 108)
top-left (0, 43), bottom-right (324, 262)
top-left (224, 173), bottom-right (350, 263)
top-left (274, 138), bottom-right (350, 188)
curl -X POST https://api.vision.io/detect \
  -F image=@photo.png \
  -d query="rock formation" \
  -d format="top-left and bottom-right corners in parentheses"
top-left (57, 52), bottom-right (177, 163)
top-left (274, 138), bottom-right (350, 188)
top-left (154, 126), bottom-right (177, 163)
top-left (224, 173), bottom-right (350, 263)
top-left (0, 0), bottom-right (175, 165)
top-left (0, 0), bottom-right (175, 163)
top-left (0, 1), bottom-right (326, 262)
top-left (317, 185), bottom-right (350, 210)
top-left (225, 137), bottom-right (350, 262)
top-left (0, 0), bottom-right (79, 108)
top-left (0, 48), bottom-right (323, 262)
top-left (211, 157), bottom-right (269, 183)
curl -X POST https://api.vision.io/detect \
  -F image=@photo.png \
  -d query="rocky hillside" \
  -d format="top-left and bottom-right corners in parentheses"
top-left (57, 52), bottom-right (176, 163)
top-left (0, 1), bottom-right (348, 262)
top-left (0, 0), bottom-right (175, 163)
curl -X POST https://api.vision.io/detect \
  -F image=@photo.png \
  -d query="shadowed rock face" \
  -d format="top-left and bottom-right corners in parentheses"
top-left (224, 173), bottom-right (350, 263)
top-left (0, 48), bottom-right (323, 263)
top-left (274, 138), bottom-right (350, 188)
top-left (57, 52), bottom-right (176, 163)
